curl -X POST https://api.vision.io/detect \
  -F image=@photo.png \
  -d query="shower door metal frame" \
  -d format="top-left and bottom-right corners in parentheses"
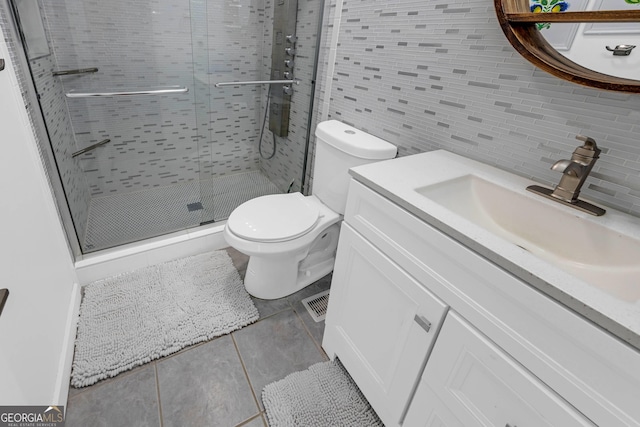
top-left (1, 0), bottom-right (83, 260)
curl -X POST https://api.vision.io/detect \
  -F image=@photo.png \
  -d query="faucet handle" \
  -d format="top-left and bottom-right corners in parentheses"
top-left (575, 134), bottom-right (597, 149)
top-left (574, 134), bottom-right (600, 159)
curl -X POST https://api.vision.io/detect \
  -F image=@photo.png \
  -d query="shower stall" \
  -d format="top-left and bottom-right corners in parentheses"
top-left (4, 0), bottom-right (322, 254)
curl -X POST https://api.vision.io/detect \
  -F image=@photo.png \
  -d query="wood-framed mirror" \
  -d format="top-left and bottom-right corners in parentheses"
top-left (495, 0), bottom-right (640, 92)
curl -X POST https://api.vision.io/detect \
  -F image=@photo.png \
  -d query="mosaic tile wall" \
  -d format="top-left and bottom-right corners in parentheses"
top-left (318, 0), bottom-right (640, 217)
top-left (39, 0), bottom-right (265, 197)
top-left (259, 0), bottom-right (323, 192)
top-left (200, 0), bottom-right (264, 181)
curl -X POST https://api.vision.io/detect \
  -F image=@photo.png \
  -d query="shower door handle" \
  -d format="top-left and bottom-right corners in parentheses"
top-left (72, 138), bottom-right (111, 157)
top-left (53, 67), bottom-right (98, 76)
top-left (0, 58), bottom-right (5, 71)
top-left (215, 79), bottom-right (300, 88)
top-left (66, 86), bottom-right (188, 98)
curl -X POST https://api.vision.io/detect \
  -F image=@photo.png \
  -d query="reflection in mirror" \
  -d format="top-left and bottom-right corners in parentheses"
top-left (535, 0), bottom-right (640, 80)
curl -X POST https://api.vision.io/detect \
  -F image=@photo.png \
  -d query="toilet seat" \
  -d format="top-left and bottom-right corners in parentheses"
top-left (226, 193), bottom-right (320, 243)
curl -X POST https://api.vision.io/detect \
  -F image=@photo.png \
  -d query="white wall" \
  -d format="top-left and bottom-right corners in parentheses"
top-left (557, 0), bottom-right (640, 80)
top-left (0, 33), bottom-right (80, 405)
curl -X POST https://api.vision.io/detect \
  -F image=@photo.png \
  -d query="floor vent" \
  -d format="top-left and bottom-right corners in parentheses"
top-left (301, 290), bottom-right (330, 322)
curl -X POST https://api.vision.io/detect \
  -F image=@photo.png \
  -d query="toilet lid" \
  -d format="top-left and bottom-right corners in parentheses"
top-left (227, 193), bottom-right (320, 242)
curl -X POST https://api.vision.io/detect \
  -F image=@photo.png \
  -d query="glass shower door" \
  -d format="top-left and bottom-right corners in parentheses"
top-left (10, 0), bottom-right (322, 254)
top-left (12, 0), bottom-right (208, 252)
top-left (192, 0), bottom-right (281, 226)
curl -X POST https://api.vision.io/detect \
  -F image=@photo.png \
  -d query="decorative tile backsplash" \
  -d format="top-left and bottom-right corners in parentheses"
top-left (318, 0), bottom-right (640, 217)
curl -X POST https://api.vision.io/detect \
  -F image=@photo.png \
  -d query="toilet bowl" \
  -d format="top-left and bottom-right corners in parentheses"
top-left (224, 193), bottom-right (341, 299)
top-left (224, 120), bottom-right (397, 299)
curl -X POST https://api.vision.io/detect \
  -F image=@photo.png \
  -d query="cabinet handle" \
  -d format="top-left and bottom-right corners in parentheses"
top-left (414, 314), bottom-right (432, 333)
top-left (506, 424), bottom-right (517, 427)
top-left (0, 289), bottom-right (8, 317)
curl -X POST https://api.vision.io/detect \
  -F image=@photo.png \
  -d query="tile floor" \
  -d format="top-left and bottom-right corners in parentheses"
top-left (83, 171), bottom-right (281, 253)
top-left (65, 248), bottom-right (331, 427)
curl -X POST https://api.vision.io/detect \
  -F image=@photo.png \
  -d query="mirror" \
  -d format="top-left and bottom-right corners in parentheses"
top-left (535, 0), bottom-right (640, 81)
top-left (494, 0), bottom-right (640, 92)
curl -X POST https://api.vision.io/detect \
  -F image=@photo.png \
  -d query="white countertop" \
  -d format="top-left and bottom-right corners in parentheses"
top-left (350, 150), bottom-right (640, 351)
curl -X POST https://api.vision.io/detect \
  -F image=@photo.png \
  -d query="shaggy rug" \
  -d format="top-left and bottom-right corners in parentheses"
top-left (262, 360), bottom-right (384, 426)
top-left (71, 250), bottom-right (258, 387)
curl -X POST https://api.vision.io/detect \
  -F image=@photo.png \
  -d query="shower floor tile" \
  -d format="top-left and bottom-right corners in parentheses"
top-left (83, 170), bottom-right (281, 253)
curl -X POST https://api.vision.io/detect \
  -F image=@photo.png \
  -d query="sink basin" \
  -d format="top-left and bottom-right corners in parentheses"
top-left (416, 175), bottom-right (640, 302)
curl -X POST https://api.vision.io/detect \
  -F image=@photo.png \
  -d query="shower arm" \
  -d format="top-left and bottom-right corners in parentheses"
top-left (215, 79), bottom-right (301, 88)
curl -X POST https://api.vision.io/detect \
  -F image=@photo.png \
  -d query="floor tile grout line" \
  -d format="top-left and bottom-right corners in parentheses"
top-left (235, 412), bottom-right (266, 427)
top-left (68, 362), bottom-right (149, 399)
top-left (231, 332), bottom-right (263, 420)
top-left (68, 335), bottom-right (223, 400)
top-left (252, 304), bottom-right (292, 322)
top-left (154, 362), bottom-right (164, 427)
top-left (71, 248), bottom-right (247, 401)
top-left (292, 307), bottom-right (329, 360)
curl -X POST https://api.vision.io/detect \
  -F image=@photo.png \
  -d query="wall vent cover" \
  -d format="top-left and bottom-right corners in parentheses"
top-left (301, 290), bottom-right (330, 322)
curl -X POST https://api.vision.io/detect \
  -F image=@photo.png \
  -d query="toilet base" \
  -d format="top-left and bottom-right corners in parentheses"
top-left (244, 256), bottom-right (335, 300)
top-left (242, 223), bottom-right (340, 300)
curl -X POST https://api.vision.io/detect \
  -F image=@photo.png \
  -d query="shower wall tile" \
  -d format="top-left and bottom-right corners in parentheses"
top-left (259, 0), bottom-right (322, 192)
top-left (204, 0), bottom-right (265, 177)
top-left (40, 0), bottom-right (266, 197)
top-left (319, 0), bottom-right (640, 218)
top-left (40, 0), bottom-right (200, 196)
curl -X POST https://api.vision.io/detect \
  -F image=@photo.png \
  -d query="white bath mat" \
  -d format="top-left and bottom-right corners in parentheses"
top-left (71, 250), bottom-right (258, 388)
top-left (262, 360), bottom-right (384, 427)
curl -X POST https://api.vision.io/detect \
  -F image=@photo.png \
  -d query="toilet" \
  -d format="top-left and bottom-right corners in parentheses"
top-left (223, 120), bottom-right (397, 299)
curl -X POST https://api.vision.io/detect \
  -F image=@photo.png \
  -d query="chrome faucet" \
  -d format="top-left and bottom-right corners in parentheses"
top-left (527, 135), bottom-right (606, 216)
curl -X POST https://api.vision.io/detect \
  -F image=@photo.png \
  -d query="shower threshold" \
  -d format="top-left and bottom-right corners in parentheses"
top-left (82, 170), bottom-right (281, 253)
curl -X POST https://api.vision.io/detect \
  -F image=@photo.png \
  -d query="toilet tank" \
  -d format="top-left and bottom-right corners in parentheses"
top-left (313, 120), bottom-right (397, 214)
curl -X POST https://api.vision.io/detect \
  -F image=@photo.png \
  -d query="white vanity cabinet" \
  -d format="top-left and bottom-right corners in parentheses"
top-left (322, 223), bottom-right (448, 426)
top-left (404, 312), bottom-right (593, 427)
top-left (323, 178), bottom-right (640, 427)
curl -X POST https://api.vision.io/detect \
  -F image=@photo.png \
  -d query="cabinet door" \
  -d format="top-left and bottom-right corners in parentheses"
top-left (404, 312), bottom-right (595, 427)
top-left (323, 224), bottom-right (448, 427)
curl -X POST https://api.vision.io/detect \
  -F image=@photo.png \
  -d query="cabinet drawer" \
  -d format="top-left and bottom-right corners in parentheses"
top-left (323, 223), bottom-right (448, 427)
top-left (404, 312), bottom-right (594, 427)
top-left (344, 179), bottom-right (640, 426)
